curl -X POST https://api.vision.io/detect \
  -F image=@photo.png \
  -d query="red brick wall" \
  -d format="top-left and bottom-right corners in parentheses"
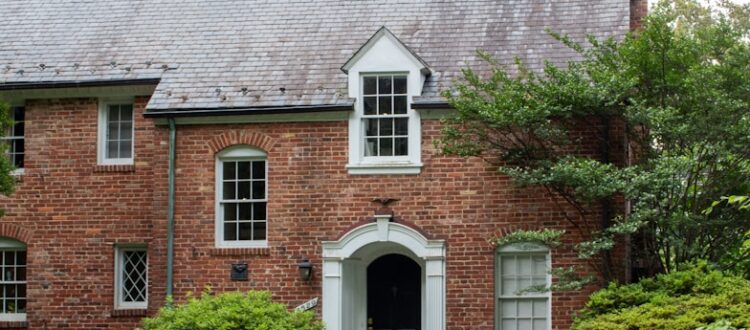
top-left (631, 0), bottom-right (649, 30)
top-left (0, 98), bottom-right (615, 329)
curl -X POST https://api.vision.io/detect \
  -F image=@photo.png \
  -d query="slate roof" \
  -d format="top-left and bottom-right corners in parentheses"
top-left (0, 0), bottom-right (630, 114)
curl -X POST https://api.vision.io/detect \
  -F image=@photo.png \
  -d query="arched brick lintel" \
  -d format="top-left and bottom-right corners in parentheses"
top-left (207, 131), bottom-right (276, 154)
top-left (0, 223), bottom-right (33, 244)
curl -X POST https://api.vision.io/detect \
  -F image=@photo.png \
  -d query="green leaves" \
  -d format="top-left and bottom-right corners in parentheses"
top-left (439, 0), bottom-right (750, 281)
top-left (138, 290), bottom-right (324, 330)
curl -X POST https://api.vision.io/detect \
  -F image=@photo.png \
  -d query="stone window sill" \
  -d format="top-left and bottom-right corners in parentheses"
top-left (94, 164), bottom-right (136, 173)
top-left (346, 162), bottom-right (422, 175)
top-left (111, 309), bottom-right (148, 317)
top-left (0, 321), bottom-right (27, 329)
top-left (208, 247), bottom-right (271, 257)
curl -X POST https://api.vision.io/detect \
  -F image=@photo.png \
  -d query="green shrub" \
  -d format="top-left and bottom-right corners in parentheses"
top-left (138, 290), bottom-right (324, 330)
top-left (573, 263), bottom-right (750, 330)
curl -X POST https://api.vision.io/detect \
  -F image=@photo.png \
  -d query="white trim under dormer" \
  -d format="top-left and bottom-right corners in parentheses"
top-left (345, 28), bottom-right (430, 175)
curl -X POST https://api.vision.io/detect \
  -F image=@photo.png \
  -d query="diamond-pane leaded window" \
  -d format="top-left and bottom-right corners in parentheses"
top-left (496, 246), bottom-right (550, 330)
top-left (2, 107), bottom-right (24, 169)
top-left (0, 250), bottom-right (26, 317)
top-left (362, 75), bottom-right (409, 157)
top-left (116, 248), bottom-right (147, 309)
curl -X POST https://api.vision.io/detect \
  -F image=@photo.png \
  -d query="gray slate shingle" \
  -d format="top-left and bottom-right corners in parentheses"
top-left (0, 0), bottom-right (630, 112)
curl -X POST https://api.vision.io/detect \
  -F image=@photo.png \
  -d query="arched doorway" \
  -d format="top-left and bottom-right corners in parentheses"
top-left (321, 215), bottom-right (445, 330)
top-left (367, 254), bottom-right (421, 330)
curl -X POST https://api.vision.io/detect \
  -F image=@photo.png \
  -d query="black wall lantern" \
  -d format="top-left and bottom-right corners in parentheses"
top-left (298, 258), bottom-right (313, 282)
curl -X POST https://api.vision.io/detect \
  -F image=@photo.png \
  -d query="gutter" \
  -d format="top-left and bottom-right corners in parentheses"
top-left (143, 103), bottom-right (354, 118)
top-left (166, 118), bottom-right (176, 301)
top-left (0, 78), bottom-right (161, 91)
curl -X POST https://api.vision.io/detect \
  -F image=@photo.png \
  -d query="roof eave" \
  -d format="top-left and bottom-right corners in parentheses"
top-left (143, 102), bottom-right (355, 118)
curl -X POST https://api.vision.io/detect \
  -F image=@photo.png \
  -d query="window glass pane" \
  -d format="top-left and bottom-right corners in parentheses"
top-left (224, 223), bottom-right (237, 240)
top-left (252, 181), bottom-right (265, 199)
top-left (532, 276), bottom-right (546, 287)
top-left (520, 256), bottom-right (533, 275)
top-left (237, 162), bottom-right (250, 179)
top-left (223, 203), bottom-right (237, 221)
top-left (120, 105), bottom-right (133, 121)
top-left (238, 203), bottom-right (251, 220)
top-left (378, 96), bottom-right (392, 115)
top-left (223, 162), bottom-right (236, 180)
top-left (394, 118), bottom-right (408, 136)
top-left (120, 122), bottom-right (132, 140)
top-left (16, 252), bottom-right (24, 266)
top-left (3, 267), bottom-right (13, 281)
top-left (533, 299), bottom-right (547, 317)
top-left (223, 182), bottom-right (236, 200)
top-left (120, 250), bottom-right (147, 303)
top-left (253, 202), bottom-right (267, 220)
top-left (364, 97), bottom-right (377, 115)
top-left (237, 181), bottom-right (251, 200)
top-left (502, 276), bottom-right (516, 295)
top-left (363, 77), bottom-right (377, 95)
top-left (253, 222), bottom-right (267, 240)
top-left (393, 96), bottom-right (407, 114)
top-left (108, 105), bottom-right (120, 122)
top-left (502, 256), bottom-right (516, 276)
top-left (394, 76), bottom-right (407, 94)
top-left (502, 319), bottom-right (516, 330)
top-left (16, 268), bottom-right (25, 282)
top-left (13, 107), bottom-right (24, 122)
top-left (107, 123), bottom-right (120, 140)
top-left (14, 122), bottom-right (24, 137)
top-left (518, 300), bottom-right (532, 317)
top-left (365, 138), bottom-right (378, 156)
top-left (365, 119), bottom-right (378, 137)
top-left (517, 319), bottom-right (532, 329)
top-left (379, 138), bottom-right (393, 156)
top-left (378, 76), bottom-right (392, 94)
top-left (119, 140), bottom-right (132, 159)
top-left (518, 278), bottom-right (531, 292)
top-left (379, 118), bottom-right (393, 136)
top-left (251, 161), bottom-right (265, 179)
top-left (501, 300), bottom-right (516, 316)
top-left (533, 255), bottom-right (547, 275)
top-left (238, 222), bottom-right (252, 240)
top-left (533, 319), bottom-right (547, 330)
top-left (395, 137), bottom-right (408, 156)
top-left (107, 141), bottom-right (119, 159)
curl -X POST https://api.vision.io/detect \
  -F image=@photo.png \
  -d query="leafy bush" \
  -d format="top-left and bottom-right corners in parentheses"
top-left (573, 263), bottom-right (750, 330)
top-left (138, 290), bottom-right (324, 330)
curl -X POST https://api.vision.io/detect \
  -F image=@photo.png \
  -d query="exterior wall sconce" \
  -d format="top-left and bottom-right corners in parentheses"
top-left (298, 258), bottom-right (313, 282)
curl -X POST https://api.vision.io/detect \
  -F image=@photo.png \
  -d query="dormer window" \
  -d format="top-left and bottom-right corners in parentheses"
top-left (362, 74), bottom-right (409, 158)
top-left (343, 27), bottom-right (430, 175)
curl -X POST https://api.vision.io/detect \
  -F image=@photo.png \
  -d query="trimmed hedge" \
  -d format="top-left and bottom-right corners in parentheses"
top-left (138, 290), bottom-right (324, 330)
top-left (573, 263), bottom-right (750, 330)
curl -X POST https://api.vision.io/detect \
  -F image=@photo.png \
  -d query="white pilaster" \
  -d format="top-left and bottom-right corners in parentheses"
top-left (322, 258), bottom-right (343, 330)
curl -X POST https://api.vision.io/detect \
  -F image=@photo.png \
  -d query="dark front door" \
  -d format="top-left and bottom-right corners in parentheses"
top-left (367, 254), bottom-right (421, 330)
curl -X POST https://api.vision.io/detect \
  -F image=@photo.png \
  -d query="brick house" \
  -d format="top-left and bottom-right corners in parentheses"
top-left (0, 1), bottom-right (646, 329)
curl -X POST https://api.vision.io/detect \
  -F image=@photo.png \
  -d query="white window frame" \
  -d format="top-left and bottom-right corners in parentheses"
top-left (2, 106), bottom-right (25, 175)
top-left (496, 243), bottom-right (552, 330)
top-left (0, 238), bottom-right (27, 322)
top-left (215, 146), bottom-right (268, 248)
top-left (114, 246), bottom-right (148, 310)
top-left (97, 98), bottom-right (135, 165)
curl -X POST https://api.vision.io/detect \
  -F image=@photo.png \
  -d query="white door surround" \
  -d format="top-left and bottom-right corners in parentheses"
top-left (321, 215), bottom-right (446, 330)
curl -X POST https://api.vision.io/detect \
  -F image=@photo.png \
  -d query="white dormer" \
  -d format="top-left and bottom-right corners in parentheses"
top-left (343, 27), bottom-right (431, 175)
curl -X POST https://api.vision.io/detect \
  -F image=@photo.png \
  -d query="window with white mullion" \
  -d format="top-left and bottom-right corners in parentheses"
top-left (220, 159), bottom-right (267, 242)
top-left (105, 104), bottom-right (133, 160)
top-left (1, 107), bottom-right (24, 169)
top-left (0, 249), bottom-right (26, 318)
top-left (362, 75), bottom-right (409, 157)
top-left (497, 247), bottom-right (550, 330)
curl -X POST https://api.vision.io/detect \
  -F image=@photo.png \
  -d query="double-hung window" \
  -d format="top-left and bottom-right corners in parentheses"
top-left (2, 107), bottom-right (24, 170)
top-left (496, 244), bottom-right (551, 330)
top-left (98, 100), bottom-right (134, 165)
top-left (216, 146), bottom-right (268, 247)
top-left (362, 75), bottom-right (409, 158)
top-left (0, 238), bottom-right (26, 322)
top-left (115, 247), bottom-right (148, 309)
